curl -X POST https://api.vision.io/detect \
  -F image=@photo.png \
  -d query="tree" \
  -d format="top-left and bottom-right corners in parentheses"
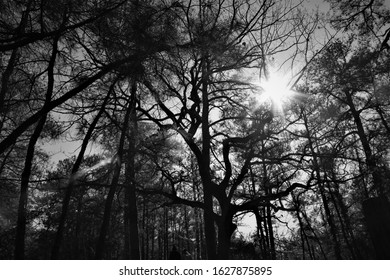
top-left (14, 33), bottom-right (60, 259)
top-left (88, 0), bottom-right (181, 259)
top-left (141, 0), bottom-right (316, 259)
top-left (304, 36), bottom-right (390, 258)
top-left (307, 40), bottom-right (390, 198)
top-left (326, 0), bottom-right (390, 50)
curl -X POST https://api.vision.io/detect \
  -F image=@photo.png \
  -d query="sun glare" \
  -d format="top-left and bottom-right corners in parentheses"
top-left (255, 70), bottom-right (295, 116)
top-left (70, 155), bottom-right (120, 181)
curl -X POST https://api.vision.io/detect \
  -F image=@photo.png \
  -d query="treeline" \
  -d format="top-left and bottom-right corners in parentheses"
top-left (0, 0), bottom-right (390, 260)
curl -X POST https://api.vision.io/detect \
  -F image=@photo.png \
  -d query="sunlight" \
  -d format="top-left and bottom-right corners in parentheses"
top-left (254, 69), bottom-right (295, 116)
top-left (71, 155), bottom-right (119, 181)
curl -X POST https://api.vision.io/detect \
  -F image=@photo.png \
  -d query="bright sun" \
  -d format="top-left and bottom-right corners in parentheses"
top-left (254, 70), bottom-right (295, 116)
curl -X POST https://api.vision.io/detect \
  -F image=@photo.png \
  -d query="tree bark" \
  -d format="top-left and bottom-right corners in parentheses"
top-left (363, 197), bottom-right (390, 259)
top-left (345, 91), bottom-right (384, 196)
top-left (261, 140), bottom-right (276, 259)
top-left (123, 81), bottom-right (140, 259)
top-left (200, 56), bottom-right (217, 259)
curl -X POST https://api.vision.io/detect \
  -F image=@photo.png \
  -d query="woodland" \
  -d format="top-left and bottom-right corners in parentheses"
top-left (0, 0), bottom-right (390, 260)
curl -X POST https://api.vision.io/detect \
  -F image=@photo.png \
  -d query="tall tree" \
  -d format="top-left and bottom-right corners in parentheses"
top-left (14, 34), bottom-right (59, 259)
top-left (141, 0), bottom-right (315, 259)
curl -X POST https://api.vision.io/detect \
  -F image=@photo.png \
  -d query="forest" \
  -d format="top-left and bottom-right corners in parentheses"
top-left (0, 0), bottom-right (390, 260)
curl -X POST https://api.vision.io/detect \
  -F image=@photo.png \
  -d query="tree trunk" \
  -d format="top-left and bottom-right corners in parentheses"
top-left (326, 174), bottom-right (361, 259)
top-left (301, 206), bottom-right (327, 259)
top-left (265, 205), bottom-right (276, 259)
top-left (254, 209), bottom-right (267, 259)
top-left (150, 208), bottom-right (156, 259)
top-left (123, 81), bottom-right (140, 259)
top-left (318, 183), bottom-right (341, 259)
top-left (203, 185), bottom-right (217, 259)
top-left (303, 112), bottom-right (341, 259)
top-left (144, 201), bottom-right (149, 260)
top-left (346, 92), bottom-right (384, 196)
top-left (51, 88), bottom-right (111, 259)
top-left (14, 35), bottom-right (58, 259)
top-left (164, 207), bottom-right (169, 259)
top-left (192, 173), bottom-right (202, 260)
top-left (216, 203), bottom-right (236, 259)
top-left (261, 140), bottom-right (276, 259)
top-left (363, 197), bottom-right (390, 259)
top-left (261, 207), bottom-right (270, 258)
top-left (95, 97), bottom-right (132, 259)
top-left (200, 56), bottom-right (217, 259)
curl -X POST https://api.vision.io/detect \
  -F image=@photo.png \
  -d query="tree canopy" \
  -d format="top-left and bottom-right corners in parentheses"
top-left (1, 0), bottom-right (390, 260)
